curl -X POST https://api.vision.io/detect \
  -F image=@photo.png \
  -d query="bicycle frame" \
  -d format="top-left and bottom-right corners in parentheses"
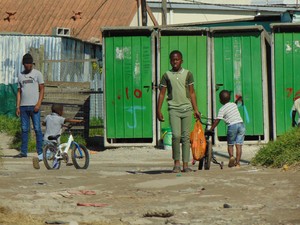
top-left (199, 116), bottom-right (224, 170)
top-left (55, 133), bottom-right (74, 159)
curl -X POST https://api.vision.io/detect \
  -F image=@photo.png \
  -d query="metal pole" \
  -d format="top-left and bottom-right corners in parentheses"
top-left (162, 0), bottom-right (167, 26)
top-left (141, 0), bottom-right (147, 26)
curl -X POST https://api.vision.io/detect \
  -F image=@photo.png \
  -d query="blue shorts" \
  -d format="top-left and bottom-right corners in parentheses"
top-left (227, 122), bottom-right (245, 145)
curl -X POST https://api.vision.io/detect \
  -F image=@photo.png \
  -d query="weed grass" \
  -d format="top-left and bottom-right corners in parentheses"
top-left (89, 117), bottom-right (103, 136)
top-left (251, 128), bottom-right (300, 168)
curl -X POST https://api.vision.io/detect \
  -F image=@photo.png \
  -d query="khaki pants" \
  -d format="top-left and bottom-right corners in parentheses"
top-left (169, 108), bottom-right (193, 163)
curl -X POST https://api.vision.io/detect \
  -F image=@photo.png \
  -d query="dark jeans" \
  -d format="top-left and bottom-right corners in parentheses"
top-left (20, 106), bottom-right (43, 156)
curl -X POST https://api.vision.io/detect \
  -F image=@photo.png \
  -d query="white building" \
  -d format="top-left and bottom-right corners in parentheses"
top-left (131, 0), bottom-right (300, 26)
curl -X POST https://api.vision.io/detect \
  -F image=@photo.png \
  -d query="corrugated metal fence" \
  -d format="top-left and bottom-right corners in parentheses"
top-left (0, 34), bottom-right (103, 138)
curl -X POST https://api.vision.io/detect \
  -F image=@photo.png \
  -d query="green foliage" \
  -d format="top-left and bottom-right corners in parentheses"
top-left (60, 133), bottom-right (86, 146)
top-left (89, 117), bottom-right (103, 137)
top-left (251, 128), bottom-right (300, 167)
top-left (0, 115), bottom-right (20, 136)
top-left (0, 115), bottom-right (37, 151)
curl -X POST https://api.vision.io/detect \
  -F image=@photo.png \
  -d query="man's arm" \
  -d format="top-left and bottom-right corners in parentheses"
top-left (189, 84), bottom-right (201, 119)
top-left (16, 88), bottom-right (21, 117)
top-left (157, 86), bottom-right (166, 122)
top-left (34, 84), bottom-right (44, 112)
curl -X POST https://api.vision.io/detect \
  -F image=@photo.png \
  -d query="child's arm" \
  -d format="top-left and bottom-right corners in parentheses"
top-left (209, 119), bottom-right (220, 132)
top-left (65, 118), bottom-right (84, 124)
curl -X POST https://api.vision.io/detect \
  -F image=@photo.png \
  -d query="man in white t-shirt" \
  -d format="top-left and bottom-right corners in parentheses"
top-left (292, 97), bottom-right (300, 127)
top-left (14, 53), bottom-right (44, 160)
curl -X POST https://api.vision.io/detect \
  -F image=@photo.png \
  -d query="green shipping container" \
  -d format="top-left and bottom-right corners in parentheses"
top-left (211, 26), bottom-right (269, 143)
top-left (158, 28), bottom-right (210, 132)
top-left (271, 23), bottom-right (300, 137)
top-left (102, 28), bottom-right (156, 146)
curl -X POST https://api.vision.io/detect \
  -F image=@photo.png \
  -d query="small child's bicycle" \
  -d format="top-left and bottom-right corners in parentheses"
top-left (43, 124), bottom-right (90, 170)
top-left (197, 116), bottom-right (223, 170)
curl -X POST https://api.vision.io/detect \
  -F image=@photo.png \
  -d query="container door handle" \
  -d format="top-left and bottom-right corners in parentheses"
top-left (144, 82), bottom-right (158, 91)
top-left (143, 85), bottom-right (151, 92)
top-left (215, 83), bottom-right (223, 91)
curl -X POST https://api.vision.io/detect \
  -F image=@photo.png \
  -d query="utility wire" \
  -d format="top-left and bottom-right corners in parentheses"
top-left (75, 0), bottom-right (109, 37)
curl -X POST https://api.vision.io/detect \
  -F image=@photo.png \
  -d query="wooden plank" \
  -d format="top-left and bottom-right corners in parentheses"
top-left (41, 81), bottom-right (91, 138)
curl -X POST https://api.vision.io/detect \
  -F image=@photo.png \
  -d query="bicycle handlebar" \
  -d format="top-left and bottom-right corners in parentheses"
top-left (198, 115), bottom-right (214, 126)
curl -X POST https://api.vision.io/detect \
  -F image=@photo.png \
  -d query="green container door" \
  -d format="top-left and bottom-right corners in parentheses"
top-left (159, 28), bottom-right (209, 131)
top-left (272, 24), bottom-right (300, 137)
top-left (103, 28), bottom-right (155, 146)
top-left (212, 26), bottom-right (269, 142)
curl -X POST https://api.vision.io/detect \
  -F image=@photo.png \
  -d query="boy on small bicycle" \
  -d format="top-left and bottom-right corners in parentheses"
top-left (33, 104), bottom-right (83, 169)
top-left (209, 90), bottom-right (245, 168)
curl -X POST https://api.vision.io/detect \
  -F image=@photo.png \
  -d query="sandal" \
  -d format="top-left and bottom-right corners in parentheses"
top-left (228, 156), bottom-right (235, 168)
top-left (183, 167), bottom-right (192, 173)
top-left (172, 166), bottom-right (181, 173)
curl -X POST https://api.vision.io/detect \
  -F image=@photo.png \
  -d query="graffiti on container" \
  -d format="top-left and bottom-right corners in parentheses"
top-left (286, 88), bottom-right (300, 100)
top-left (115, 87), bottom-right (145, 128)
top-left (115, 47), bottom-right (131, 60)
top-left (116, 88), bottom-right (143, 100)
top-left (295, 40), bottom-right (300, 52)
top-left (285, 40), bottom-right (300, 53)
top-left (285, 41), bottom-right (292, 53)
top-left (231, 38), bottom-right (250, 122)
top-left (125, 87), bottom-right (142, 99)
top-left (134, 54), bottom-right (141, 85)
top-left (125, 105), bottom-right (146, 128)
top-left (233, 37), bottom-right (242, 99)
top-left (287, 88), bottom-right (300, 118)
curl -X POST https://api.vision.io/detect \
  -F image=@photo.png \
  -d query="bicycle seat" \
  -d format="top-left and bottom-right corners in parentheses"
top-left (48, 134), bottom-right (61, 141)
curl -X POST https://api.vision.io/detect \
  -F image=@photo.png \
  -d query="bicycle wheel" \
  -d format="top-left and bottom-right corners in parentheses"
top-left (71, 143), bottom-right (89, 169)
top-left (204, 141), bottom-right (212, 170)
top-left (43, 144), bottom-right (61, 170)
top-left (198, 157), bottom-right (204, 170)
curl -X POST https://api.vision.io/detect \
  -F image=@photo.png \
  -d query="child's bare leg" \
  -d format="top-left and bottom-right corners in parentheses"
top-left (227, 145), bottom-right (234, 158)
top-left (227, 145), bottom-right (235, 167)
top-left (235, 144), bottom-right (242, 165)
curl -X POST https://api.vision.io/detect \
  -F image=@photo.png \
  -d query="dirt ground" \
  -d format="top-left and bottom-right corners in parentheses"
top-left (0, 133), bottom-right (300, 225)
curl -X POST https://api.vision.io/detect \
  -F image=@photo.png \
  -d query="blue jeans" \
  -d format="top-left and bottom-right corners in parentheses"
top-left (227, 122), bottom-right (245, 145)
top-left (20, 106), bottom-right (43, 156)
